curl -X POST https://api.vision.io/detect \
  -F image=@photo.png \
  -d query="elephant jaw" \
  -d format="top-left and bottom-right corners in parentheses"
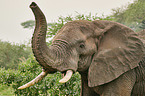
top-left (77, 54), bottom-right (94, 72)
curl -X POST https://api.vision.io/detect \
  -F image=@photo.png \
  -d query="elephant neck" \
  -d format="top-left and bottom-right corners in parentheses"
top-left (80, 72), bottom-right (99, 96)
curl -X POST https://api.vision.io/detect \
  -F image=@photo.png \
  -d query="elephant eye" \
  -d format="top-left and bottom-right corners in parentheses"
top-left (79, 43), bottom-right (85, 48)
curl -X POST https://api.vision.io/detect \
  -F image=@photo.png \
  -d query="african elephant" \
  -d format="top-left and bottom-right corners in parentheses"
top-left (18, 2), bottom-right (145, 96)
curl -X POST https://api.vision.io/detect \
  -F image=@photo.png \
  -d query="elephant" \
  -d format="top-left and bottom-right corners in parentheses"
top-left (18, 2), bottom-right (145, 96)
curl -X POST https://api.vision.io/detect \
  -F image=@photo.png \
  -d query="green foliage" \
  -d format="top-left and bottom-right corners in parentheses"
top-left (112, 0), bottom-right (145, 23)
top-left (0, 68), bottom-right (17, 86)
top-left (0, 84), bottom-right (14, 96)
top-left (112, 0), bottom-right (145, 31)
top-left (0, 40), bottom-right (31, 69)
top-left (21, 20), bottom-right (35, 29)
top-left (0, 55), bottom-right (81, 95)
top-left (139, 20), bottom-right (145, 29)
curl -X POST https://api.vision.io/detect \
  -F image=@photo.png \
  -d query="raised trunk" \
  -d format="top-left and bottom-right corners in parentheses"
top-left (30, 2), bottom-right (56, 73)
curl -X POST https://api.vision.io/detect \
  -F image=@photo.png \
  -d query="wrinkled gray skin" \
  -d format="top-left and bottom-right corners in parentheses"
top-left (22, 2), bottom-right (145, 96)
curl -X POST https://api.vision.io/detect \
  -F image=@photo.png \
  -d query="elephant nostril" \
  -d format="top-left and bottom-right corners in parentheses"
top-left (30, 2), bottom-right (37, 8)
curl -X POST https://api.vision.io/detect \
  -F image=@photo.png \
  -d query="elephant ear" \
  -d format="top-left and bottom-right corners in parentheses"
top-left (88, 20), bottom-right (144, 87)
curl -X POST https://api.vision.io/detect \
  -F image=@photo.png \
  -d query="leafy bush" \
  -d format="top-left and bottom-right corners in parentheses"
top-left (0, 68), bottom-right (17, 86)
top-left (0, 84), bottom-right (14, 96)
top-left (12, 55), bottom-right (81, 96)
top-left (0, 54), bottom-right (80, 95)
top-left (0, 40), bottom-right (31, 69)
top-left (0, 47), bottom-right (80, 95)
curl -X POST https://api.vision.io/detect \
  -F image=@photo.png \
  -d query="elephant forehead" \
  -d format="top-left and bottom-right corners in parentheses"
top-left (53, 27), bottom-right (87, 43)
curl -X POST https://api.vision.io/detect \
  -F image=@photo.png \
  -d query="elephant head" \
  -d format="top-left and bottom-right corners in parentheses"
top-left (18, 2), bottom-right (144, 90)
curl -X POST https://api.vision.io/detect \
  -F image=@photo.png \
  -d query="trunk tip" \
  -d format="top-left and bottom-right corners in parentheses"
top-left (30, 2), bottom-right (37, 8)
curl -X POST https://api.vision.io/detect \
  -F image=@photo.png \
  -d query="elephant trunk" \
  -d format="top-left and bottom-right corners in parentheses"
top-left (30, 2), bottom-right (56, 72)
top-left (18, 2), bottom-right (75, 90)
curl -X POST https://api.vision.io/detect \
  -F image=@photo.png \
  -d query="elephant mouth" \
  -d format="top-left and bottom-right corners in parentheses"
top-left (18, 50), bottom-right (95, 89)
top-left (18, 52), bottom-right (94, 90)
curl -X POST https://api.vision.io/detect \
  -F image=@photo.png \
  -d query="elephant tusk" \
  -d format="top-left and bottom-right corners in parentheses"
top-left (18, 70), bottom-right (48, 89)
top-left (59, 70), bottom-right (73, 83)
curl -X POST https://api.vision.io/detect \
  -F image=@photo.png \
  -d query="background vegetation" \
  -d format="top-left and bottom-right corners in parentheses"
top-left (0, 40), bottom-right (31, 69)
top-left (112, 0), bottom-right (145, 31)
top-left (1, 0), bottom-right (145, 95)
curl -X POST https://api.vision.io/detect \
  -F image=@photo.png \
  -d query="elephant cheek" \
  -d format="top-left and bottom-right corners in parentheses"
top-left (56, 50), bottom-right (79, 72)
top-left (68, 57), bottom-right (79, 70)
top-left (66, 52), bottom-right (79, 72)
top-left (78, 55), bottom-right (93, 72)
